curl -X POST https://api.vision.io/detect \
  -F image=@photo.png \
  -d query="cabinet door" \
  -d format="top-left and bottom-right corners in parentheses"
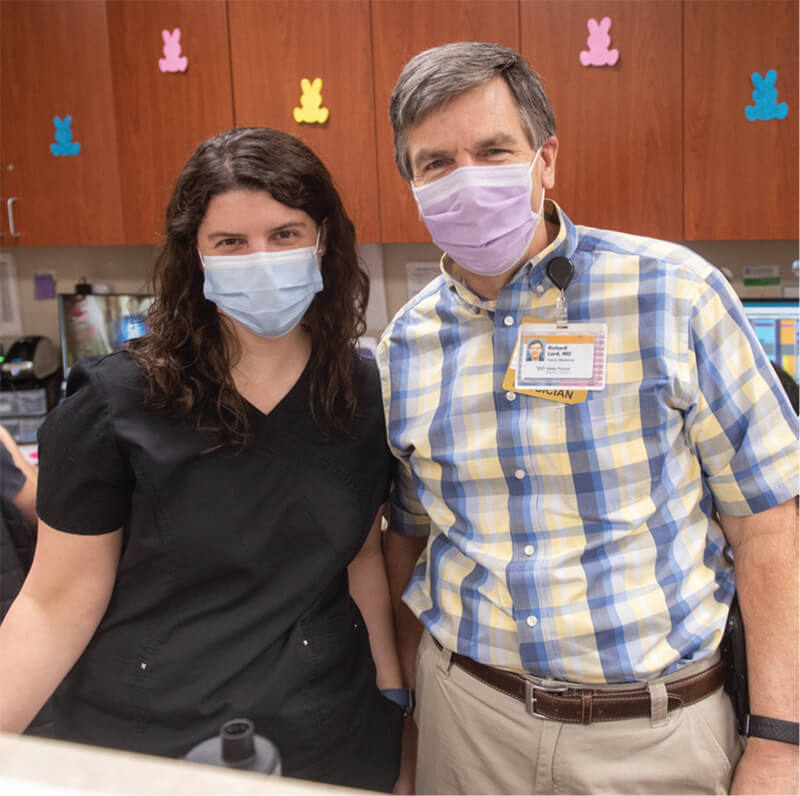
top-left (371, 0), bottom-right (520, 242)
top-left (228, 1), bottom-right (380, 242)
top-left (0, 0), bottom-right (124, 246)
top-left (521, 1), bottom-right (682, 241)
top-left (106, 0), bottom-right (234, 245)
top-left (684, 1), bottom-right (798, 240)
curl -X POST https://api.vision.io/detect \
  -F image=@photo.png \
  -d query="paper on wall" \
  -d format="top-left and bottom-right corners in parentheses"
top-left (0, 252), bottom-right (23, 338)
top-left (358, 243), bottom-right (388, 331)
top-left (405, 260), bottom-right (440, 301)
top-left (743, 264), bottom-right (780, 286)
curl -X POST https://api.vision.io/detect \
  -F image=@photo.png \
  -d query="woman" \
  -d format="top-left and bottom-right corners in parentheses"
top-left (0, 128), bottom-right (404, 790)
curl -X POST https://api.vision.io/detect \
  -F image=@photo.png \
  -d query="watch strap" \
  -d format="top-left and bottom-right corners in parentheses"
top-left (746, 714), bottom-right (799, 745)
top-left (380, 688), bottom-right (415, 716)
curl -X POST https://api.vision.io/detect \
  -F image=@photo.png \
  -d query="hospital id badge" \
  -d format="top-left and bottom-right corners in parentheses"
top-left (514, 322), bottom-right (608, 391)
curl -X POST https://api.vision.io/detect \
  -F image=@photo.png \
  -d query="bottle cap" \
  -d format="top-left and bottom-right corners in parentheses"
top-left (184, 718), bottom-right (281, 775)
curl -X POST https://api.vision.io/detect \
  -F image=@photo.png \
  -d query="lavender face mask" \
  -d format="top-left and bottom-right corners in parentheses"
top-left (412, 151), bottom-right (544, 277)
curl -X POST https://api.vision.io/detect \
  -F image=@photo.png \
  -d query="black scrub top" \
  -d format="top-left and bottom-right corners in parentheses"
top-left (36, 351), bottom-right (402, 791)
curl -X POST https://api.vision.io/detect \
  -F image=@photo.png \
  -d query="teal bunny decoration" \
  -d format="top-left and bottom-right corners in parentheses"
top-left (50, 115), bottom-right (81, 156)
top-left (745, 70), bottom-right (788, 121)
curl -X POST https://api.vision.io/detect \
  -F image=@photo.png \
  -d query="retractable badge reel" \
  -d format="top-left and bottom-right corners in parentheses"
top-left (546, 256), bottom-right (574, 325)
top-left (512, 256), bottom-right (608, 394)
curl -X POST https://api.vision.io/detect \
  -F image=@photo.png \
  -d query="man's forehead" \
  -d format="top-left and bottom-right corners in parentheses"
top-left (410, 131), bottom-right (525, 168)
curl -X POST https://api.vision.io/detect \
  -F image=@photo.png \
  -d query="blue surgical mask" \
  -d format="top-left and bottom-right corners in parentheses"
top-left (200, 231), bottom-right (323, 338)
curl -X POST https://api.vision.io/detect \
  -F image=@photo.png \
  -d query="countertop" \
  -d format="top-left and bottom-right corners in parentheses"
top-left (0, 733), bottom-right (365, 795)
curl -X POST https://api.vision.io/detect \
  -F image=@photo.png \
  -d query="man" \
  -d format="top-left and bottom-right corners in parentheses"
top-left (377, 41), bottom-right (798, 795)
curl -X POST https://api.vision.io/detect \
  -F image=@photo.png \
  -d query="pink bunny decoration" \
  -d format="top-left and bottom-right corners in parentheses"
top-left (580, 17), bottom-right (619, 67)
top-left (159, 28), bottom-right (188, 73)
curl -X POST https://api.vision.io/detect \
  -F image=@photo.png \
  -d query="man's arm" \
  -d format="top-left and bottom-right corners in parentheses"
top-left (383, 529), bottom-right (427, 689)
top-left (721, 498), bottom-right (799, 795)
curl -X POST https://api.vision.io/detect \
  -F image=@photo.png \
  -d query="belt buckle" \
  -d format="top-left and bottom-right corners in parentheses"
top-left (525, 680), bottom-right (569, 718)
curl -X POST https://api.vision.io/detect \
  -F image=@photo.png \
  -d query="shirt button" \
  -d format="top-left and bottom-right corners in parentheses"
top-left (514, 468), bottom-right (525, 480)
top-left (524, 544), bottom-right (534, 556)
top-left (526, 615), bottom-right (538, 627)
top-left (536, 284), bottom-right (544, 295)
top-left (503, 315), bottom-right (514, 327)
top-left (506, 391), bottom-right (516, 402)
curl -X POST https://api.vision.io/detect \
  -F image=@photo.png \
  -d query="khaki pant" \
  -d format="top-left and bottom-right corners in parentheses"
top-left (415, 631), bottom-right (745, 795)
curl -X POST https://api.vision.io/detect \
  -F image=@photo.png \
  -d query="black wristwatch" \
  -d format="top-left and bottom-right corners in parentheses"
top-left (746, 714), bottom-right (799, 745)
top-left (380, 688), bottom-right (416, 717)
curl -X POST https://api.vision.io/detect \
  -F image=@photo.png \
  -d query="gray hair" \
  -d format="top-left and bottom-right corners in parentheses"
top-left (389, 41), bottom-right (556, 181)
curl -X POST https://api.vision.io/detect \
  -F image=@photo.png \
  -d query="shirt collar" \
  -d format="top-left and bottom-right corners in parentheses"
top-left (438, 199), bottom-right (580, 309)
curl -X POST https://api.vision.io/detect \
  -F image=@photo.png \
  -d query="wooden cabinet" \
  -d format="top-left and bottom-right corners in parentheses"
top-left (521, 1), bottom-right (682, 241)
top-left (0, 0), bottom-right (795, 247)
top-left (0, 0), bottom-right (124, 246)
top-left (371, 0), bottom-right (520, 242)
top-left (684, 0), bottom-right (798, 240)
top-left (106, 0), bottom-right (234, 245)
top-left (227, 0), bottom-right (381, 242)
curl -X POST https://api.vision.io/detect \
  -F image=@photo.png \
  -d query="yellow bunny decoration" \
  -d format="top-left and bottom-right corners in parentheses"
top-left (293, 77), bottom-right (330, 124)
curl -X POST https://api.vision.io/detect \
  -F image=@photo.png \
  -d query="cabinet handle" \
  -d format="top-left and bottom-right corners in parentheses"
top-left (7, 197), bottom-right (20, 238)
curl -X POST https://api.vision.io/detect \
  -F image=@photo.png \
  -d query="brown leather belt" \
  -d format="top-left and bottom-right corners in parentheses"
top-left (443, 644), bottom-right (725, 724)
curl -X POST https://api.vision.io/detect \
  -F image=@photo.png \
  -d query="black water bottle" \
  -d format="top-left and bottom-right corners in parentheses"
top-left (184, 718), bottom-right (281, 775)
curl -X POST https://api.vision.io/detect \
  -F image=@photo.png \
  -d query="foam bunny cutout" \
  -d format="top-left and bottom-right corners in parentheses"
top-left (293, 78), bottom-right (330, 124)
top-left (159, 27), bottom-right (188, 73)
top-left (580, 16), bottom-right (619, 67)
top-left (745, 70), bottom-right (788, 121)
top-left (50, 115), bottom-right (81, 157)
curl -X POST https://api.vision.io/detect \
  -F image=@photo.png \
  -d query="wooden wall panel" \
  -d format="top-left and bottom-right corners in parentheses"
top-left (229, 1), bottom-right (381, 242)
top-left (371, 0), bottom-right (520, 242)
top-left (1, 1), bottom-right (124, 245)
top-left (684, 0), bottom-right (798, 240)
top-left (521, 1), bottom-right (683, 240)
top-left (106, 0), bottom-right (234, 245)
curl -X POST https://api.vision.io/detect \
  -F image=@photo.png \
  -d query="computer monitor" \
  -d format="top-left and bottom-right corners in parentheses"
top-left (57, 293), bottom-right (154, 378)
top-left (741, 298), bottom-right (799, 381)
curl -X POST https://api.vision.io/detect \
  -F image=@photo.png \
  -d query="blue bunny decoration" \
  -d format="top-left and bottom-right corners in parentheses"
top-left (50, 115), bottom-right (81, 156)
top-left (745, 70), bottom-right (789, 121)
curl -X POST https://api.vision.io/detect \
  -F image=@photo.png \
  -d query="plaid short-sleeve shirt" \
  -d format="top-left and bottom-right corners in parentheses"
top-left (377, 201), bottom-right (799, 684)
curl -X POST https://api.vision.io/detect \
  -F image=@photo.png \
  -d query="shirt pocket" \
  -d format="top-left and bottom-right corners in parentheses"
top-left (560, 391), bottom-right (669, 521)
top-left (55, 647), bottom-right (150, 747)
top-left (298, 580), bottom-right (371, 681)
top-left (297, 582), bottom-right (376, 730)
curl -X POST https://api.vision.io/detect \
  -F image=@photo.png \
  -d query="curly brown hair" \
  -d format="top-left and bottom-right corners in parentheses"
top-left (128, 127), bottom-right (369, 447)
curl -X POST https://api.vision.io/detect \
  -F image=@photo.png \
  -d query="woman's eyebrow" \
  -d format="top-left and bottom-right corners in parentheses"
top-left (270, 221), bottom-right (309, 232)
